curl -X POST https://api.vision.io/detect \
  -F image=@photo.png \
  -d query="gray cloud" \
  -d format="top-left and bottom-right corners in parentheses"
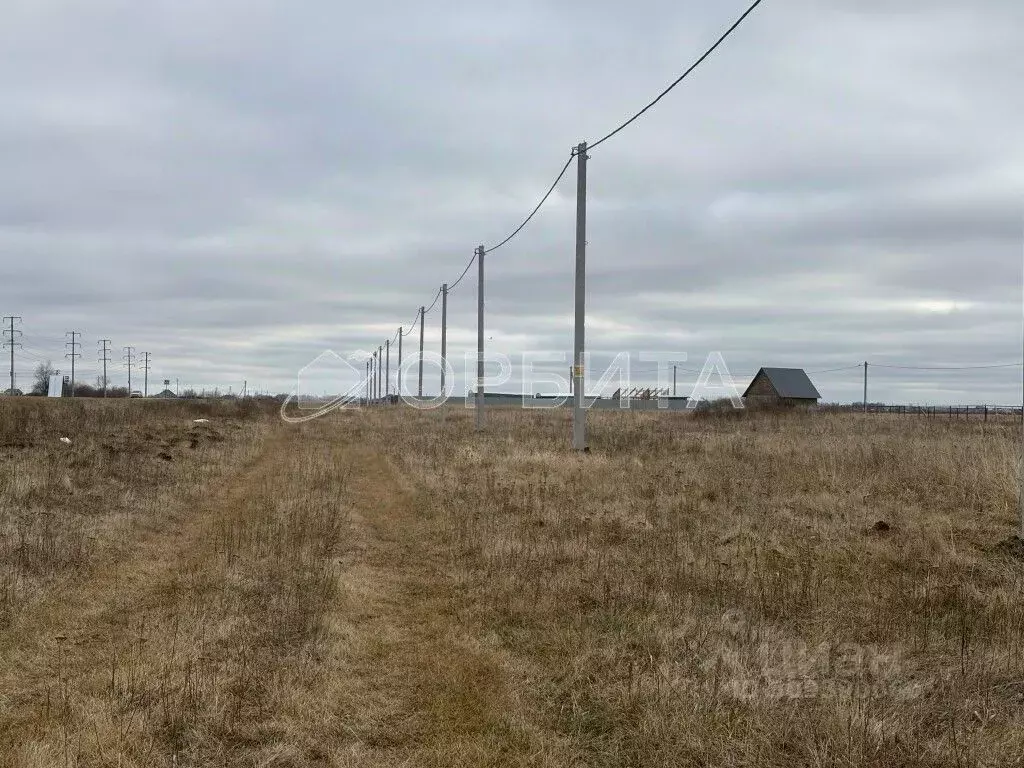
top-left (1, 0), bottom-right (1021, 404)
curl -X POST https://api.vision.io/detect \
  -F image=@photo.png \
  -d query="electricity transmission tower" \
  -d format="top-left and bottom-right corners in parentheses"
top-left (98, 339), bottom-right (112, 396)
top-left (123, 346), bottom-right (136, 394)
top-left (2, 316), bottom-right (22, 395)
top-left (140, 352), bottom-right (151, 397)
top-left (65, 331), bottom-right (81, 397)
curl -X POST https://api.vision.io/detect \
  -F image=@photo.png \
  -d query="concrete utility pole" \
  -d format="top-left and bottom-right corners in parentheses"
top-left (397, 327), bottom-right (403, 397)
top-left (365, 360), bottom-right (370, 402)
top-left (140, 352), bottom-right (151, 397)
top-left (377, 345), bottom-right (383, 401)
top-left (123, 346), bottom-right (135, 394)
top-left (673, 365), bottom-right (677, 397)
top-left (372, 351), bottom-right (378, 402)
top-left (1019, 273), bottom-right (1024, 538)
top-left (385, 339), bottom-right (390, 400)
top-left (418, 306), bottom-right (425, 398)
top-left (64, 331), bottom-right (81, 397)
top-left (440, 283), bottom-right (448, 396)
top-left (476, 245), bottom-right (485, 431)
top-left (863, 361), bottom-right (868, 413)
top-left (3, 316), bottom-right (22, 395)
top-left (572, 142), bottom-right (589, 451)
top-left (98, 339), bottom-right (112, 397)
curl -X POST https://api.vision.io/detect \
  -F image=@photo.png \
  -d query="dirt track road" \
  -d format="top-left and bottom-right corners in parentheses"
top-left (0, 416), bottom-right (538, 768)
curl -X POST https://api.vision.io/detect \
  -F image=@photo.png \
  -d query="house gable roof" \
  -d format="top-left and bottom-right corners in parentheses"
top-left (743, 367), bottom-right (821, 399)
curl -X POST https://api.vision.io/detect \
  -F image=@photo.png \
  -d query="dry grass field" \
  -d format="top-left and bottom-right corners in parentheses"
top-left (1, 398), bottom-right (1023, 767)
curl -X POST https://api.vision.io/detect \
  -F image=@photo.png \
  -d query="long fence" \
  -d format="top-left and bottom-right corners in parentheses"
top-left (365, 396), bottom-right (1024, 418)
top-left (826, 404), bottom-right (1024, 420)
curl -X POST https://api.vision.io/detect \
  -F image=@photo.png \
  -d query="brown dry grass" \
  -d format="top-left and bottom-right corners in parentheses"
top-left (370, 407), bottom-right (1024, 767)
top-left (0, 398), bottom-right (266, 630)
top-left (1, 399), bottom-right (1023, 767)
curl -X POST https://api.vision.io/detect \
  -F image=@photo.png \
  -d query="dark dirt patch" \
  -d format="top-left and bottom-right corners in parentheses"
top-left (992, 536), bottom-right (1024, 560)
top-left (866, 520), bottom-right (892, 536)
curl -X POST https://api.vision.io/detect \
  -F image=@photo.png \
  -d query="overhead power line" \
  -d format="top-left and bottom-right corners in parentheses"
top-left (483, 153), bottom-right (575, 255)
top-left (384, 150), bottom-right (573, 359)
top-left (871, 363), bottom-right (1023, 371)
top-left (370, 3), bottom-right (765, 405)
top-left (424, 287), bottom-right (443, 315)
top-left (631, 365), bottom-right (702, 375)
top-left (588, 0), bottom-right (765, 150)
top-left (808, 365), bottom-right (863, 374)
top-left (403, 308), bottom-right (421, 336)
top-left (14, 348), bottom-right (48, 363)
top-left (389, 150), bottom-right (573, 355)
top-left (448, 251), bottom-right (477, 292)
top-left (22, 334), bottom-right (65, 347)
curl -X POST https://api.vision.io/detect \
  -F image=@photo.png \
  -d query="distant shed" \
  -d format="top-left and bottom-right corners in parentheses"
top-left (743, 367), bottom-right (821, 408)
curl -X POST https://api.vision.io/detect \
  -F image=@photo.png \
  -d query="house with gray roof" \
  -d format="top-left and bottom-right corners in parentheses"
top-left (743, 367), bottom-right (821, 408)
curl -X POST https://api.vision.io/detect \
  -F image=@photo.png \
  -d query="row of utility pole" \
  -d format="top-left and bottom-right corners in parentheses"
top-left (362, 248), bottom-right (487, 431)
top-left (120, 346), bottom-right (153, 396)
top-left (1, 316), bottom-right (154, 397)
top-left (357, 132), bottom-right (1020, 457)
top-left (362, 141), bottom-right (579, 444)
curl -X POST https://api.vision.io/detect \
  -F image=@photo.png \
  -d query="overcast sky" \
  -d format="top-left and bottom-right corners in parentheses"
top-left (1, 0), bottom-right (1021, 403)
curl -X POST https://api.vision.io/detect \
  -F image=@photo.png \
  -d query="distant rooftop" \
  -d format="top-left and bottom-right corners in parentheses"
top-left (744, 368), bottom-right (821, 400)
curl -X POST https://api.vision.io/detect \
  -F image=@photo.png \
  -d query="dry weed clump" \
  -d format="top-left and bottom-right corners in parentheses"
top-left (376, 406), bottom-right (1024, 767)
